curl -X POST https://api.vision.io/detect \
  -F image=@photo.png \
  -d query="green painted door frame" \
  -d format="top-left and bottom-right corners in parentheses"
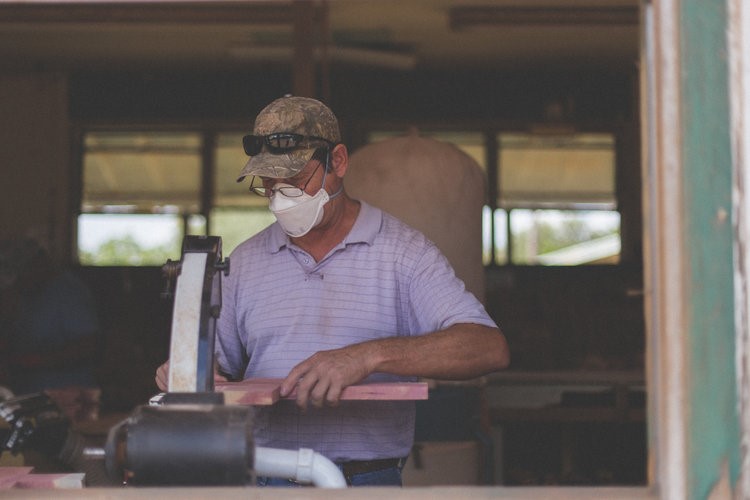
top-left (681, 1), bottom-right (740, 497)
top-left (644, 0), bottom-right (742, 498)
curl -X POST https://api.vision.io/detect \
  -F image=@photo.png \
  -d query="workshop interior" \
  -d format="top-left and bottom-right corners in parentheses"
top-left (0, 0), bottom-right (649, 491)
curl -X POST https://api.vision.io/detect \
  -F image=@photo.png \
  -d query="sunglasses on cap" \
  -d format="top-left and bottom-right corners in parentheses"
top-left (242, 133), bottom-right (334, 156)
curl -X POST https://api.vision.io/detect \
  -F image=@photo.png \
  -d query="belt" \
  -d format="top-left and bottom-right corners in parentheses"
top-left (338, 458), bottom-right (402, 479)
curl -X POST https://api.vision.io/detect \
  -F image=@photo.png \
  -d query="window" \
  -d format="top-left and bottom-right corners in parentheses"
top-left (509, 209), bottom-right (620, 265)
top-left (78, 130), bottom-right (270, 265)
top-left (210, 132), bottom-right (275, 254)
top-left (367, 129), bottom-right (620, 266)
top-left (497, 132), bottom-right (619, 265)
top-left (80, 128), bottom-right (619, 266)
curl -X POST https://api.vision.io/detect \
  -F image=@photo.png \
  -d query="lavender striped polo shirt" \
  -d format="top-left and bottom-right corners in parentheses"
top-left (215, 200), bottom-right (497, 462)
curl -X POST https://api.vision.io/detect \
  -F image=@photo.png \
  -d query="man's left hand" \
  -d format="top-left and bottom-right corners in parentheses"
top-left (280, 344), bottom-right (373, 409)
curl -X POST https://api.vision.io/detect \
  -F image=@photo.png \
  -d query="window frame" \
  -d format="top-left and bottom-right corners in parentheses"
top-left (73, 123), bottom-right (266, 265)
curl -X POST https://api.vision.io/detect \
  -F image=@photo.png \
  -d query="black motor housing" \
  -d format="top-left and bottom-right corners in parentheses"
top-left (105, 403), bottom-right (254, 486)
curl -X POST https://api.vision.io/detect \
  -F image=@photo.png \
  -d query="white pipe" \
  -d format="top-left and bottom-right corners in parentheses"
top-left (253, 447), bottom-right (347, 488)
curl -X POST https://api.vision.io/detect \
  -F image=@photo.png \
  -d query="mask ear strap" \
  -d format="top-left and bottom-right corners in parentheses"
top-left (320, 160), bottom-right (328, 188)
top-left (319, 150), bottom-right (344, 200)
top-left (328, 183), bottom-right (344, 200)
top-left (311, 146), bottom-right (332, 170)
top-left (322, 141), bottom-right (340, 172)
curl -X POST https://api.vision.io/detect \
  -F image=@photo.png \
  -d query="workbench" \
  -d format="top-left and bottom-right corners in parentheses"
top-left (485, 370), bottom-right (646, 485)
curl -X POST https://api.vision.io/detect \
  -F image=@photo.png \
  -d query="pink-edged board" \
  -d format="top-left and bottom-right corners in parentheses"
top-left (0, 467), bottom-right (84, 489)
top-left (215, 378), bottom-right (428, 405)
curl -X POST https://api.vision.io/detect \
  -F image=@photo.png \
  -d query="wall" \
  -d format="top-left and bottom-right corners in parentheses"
top-left (487, 265), bottom-right (644, 372)
top-left (0, 73), bottom-right (71, 260)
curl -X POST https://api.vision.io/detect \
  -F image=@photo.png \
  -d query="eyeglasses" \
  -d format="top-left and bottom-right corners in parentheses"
top-left (242, 133), bottom-right (334, 156)
top-left (249, 163), bottom-right (322, 197)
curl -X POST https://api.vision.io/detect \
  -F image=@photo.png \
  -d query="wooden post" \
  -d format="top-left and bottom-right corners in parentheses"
top-left (292, 0), bottom-right (316, 98)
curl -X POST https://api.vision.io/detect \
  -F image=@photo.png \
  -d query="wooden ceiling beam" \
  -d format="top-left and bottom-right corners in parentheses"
top-left (0, 2), bottom-right (302, 24)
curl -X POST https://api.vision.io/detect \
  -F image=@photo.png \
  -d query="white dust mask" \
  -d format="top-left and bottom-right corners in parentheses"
top-left (268, 184), bottom-right (330, 237)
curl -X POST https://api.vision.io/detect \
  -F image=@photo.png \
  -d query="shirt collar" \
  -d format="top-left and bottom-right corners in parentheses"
top-left (344, 200), bottom-right (380, 246)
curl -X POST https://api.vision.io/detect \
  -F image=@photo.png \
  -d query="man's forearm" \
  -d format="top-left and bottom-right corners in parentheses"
top-left (280, 323), bottom-right (509, 408)
top-left (366, 323), bottom-right (510, 380)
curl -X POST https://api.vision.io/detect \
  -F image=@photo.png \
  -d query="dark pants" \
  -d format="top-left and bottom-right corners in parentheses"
top-left (256, 461), bottom-right (404, 487)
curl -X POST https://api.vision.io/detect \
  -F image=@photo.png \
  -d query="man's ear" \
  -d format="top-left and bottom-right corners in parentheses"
top-left (329, 144), bottom-right (349, 178)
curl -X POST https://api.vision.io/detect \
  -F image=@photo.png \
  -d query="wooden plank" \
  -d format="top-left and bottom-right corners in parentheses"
top-left (0, 467), bottom-right (34, 488)
top-left (11, 473), bottom-right (85, 489)
top-left (216, 378), bottom-right (281, 405)
top-left (215, 379), bottom-right (428, 406)
top-left (334, 382), bottom-right (429, 401)
top-left (0, 468), bottom-right (84, 489)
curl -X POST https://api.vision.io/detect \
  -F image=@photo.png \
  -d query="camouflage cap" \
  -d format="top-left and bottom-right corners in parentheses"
top-left (237, 95), bottom-right (341, 181)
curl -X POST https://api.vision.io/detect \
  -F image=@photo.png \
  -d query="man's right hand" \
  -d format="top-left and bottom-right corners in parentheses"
top-left (155, 360), bottom-right (169, 391)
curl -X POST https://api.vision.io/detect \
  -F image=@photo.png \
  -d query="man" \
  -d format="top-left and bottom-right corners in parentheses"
top-left (157, 95), bottom-right (509, 486)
